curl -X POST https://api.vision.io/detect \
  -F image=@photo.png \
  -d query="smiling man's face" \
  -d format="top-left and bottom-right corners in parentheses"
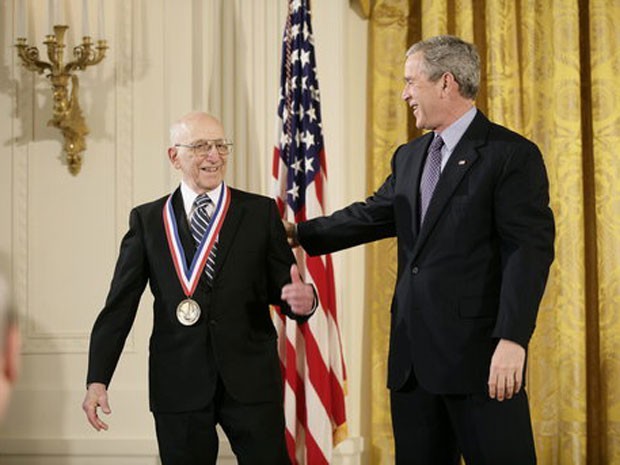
top-left (401, 52), bottom-right (448, 132)
top-left (168, 113), bottom-right (229, 193)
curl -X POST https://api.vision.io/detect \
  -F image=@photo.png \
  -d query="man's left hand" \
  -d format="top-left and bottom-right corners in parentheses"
top-left (487, 338), bottom-right (526, 401)
top-left (281, 264), bottom-right (315, 315)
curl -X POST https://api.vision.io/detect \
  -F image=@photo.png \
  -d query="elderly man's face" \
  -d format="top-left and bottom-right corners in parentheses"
top-left (169, 114), bottom-right (229, 193)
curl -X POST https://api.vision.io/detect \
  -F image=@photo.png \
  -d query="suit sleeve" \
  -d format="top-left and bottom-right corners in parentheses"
top-left (297, 148), bottom-right (401, 256)
top-left (492, 141), bottom-right (555, 347)
top-left (86, 208), bottom-right (149, 386)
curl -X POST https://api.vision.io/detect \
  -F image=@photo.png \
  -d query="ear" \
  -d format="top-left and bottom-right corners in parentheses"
top-left (167, 147), bottom-right (180, 168)
top-left (4, 325), bottom-right (20, 384)
top-left (442, 72), bottom-right (458, 94)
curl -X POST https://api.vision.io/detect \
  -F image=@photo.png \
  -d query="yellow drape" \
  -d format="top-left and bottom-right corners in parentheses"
top-left (354, 0), bottom-right (620, 463)
top-left (364, 2), bottom-right (414, 462)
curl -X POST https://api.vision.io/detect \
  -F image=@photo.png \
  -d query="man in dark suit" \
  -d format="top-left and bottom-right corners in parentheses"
top-left (83, 112), bottom-right (316, 465)
top-left (287, 35), bottom-right (554, 464)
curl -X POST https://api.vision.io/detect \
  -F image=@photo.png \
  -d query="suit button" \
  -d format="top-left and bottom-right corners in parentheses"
top-left (411, 266), bottom-right (419, 274)
top-left (209, 320), bottom-right (217, 327)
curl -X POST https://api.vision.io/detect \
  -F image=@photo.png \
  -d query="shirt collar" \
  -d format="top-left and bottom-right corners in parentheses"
top-left (180, 181), bottom-right (223, 217)
top-left (436, 106), bottom-right (477, 154)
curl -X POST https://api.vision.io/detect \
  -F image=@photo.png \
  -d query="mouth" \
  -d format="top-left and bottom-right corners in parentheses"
top-left (200, 166), bottom-right (220, 173)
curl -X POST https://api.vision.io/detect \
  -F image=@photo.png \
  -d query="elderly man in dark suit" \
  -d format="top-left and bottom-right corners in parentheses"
top-left (286, 35), bottom-right (554, 465)
top-left (83, 112), bottom-right (315, 465)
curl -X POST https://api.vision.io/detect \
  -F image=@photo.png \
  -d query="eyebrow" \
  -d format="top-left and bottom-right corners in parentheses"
top-left (190, 139), bottom-right (226, 144)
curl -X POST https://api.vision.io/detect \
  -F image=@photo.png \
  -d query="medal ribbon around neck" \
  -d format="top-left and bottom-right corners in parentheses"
top-left (163, 182), bottom-right (231, 297)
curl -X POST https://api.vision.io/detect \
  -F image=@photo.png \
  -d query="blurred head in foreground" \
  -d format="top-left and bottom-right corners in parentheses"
top-left (0, 272), bottom-right (19, 421)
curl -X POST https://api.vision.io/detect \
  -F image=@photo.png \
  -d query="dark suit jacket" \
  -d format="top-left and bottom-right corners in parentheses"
top-left (87, 187), bottom-right (304, 413)
top-left (298, 111), bottom-right (555, 395)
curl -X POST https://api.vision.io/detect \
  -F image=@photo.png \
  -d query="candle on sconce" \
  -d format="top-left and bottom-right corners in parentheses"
top-left (82, 0), bottom-right (90, 37)
top-left (48, 0), bottom-right (56, 33)
top-left (57, 0), bottom-right (64, 26)
top-left (97, 0), bottom-right (105, 39)
top-left (17, 0), bottom-right (26, 38)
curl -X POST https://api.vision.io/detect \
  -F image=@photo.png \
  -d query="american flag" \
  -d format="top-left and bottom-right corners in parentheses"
top-left (272, 0), bottom-right (348, 464)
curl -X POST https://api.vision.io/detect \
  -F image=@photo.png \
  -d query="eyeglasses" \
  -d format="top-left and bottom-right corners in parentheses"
top-left (175, 139), bottom-right (233, 156)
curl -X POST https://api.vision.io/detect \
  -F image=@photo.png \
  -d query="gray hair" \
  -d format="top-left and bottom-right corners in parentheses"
top-left (406, 35), bottom-right (480, 100)
top-left (169, 120), bottom-right (186, 146)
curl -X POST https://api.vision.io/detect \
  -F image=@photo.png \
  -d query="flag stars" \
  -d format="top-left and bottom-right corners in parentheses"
top-left (287, 183), bottom-right (300, 200)
top-left (302, 130), bottom-right (315, 148)
top-left (311, 87), bottom-right (320, 102)
top-left (275, 2), bottom-right (327, 215)
top-left (307, 107), bottom-right (317, 122)
top-left (300, 50), bottom-right (311, 67)
top-left (290, 50), bottom-right (300, 65)
top-left (280, 132), bottom-right (291, 148)
top-left (290, 23), bottom-right (301, 38)
top-left (291, 159), bottom-right (303, 174)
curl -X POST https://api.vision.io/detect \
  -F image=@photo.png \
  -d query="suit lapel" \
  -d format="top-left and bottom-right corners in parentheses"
top-left (412, 112), bottom-right (489, 260)
top-left (171, 188), bottom-right (196, 267)
top-left (211, 188), bottom-right (243, 281)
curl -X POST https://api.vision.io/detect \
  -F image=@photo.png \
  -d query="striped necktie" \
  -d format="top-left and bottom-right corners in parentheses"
top-left (419, 134), bottom-right (444, 224)
top-left (190, 193), bottom-right (217, 284)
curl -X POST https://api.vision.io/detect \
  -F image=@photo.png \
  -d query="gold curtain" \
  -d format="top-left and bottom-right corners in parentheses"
top-left (353, 0), bottom-right (620, 463)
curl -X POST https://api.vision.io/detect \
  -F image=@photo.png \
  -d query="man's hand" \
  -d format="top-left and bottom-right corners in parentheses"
top-left (488, 338), bottom-right (526, 401)
top-left (281, 264), bottom-right (315, 315)
top-left (282, 220), bottom-right (299, 248)
top-left (82, 382), bottom-right (112, 431)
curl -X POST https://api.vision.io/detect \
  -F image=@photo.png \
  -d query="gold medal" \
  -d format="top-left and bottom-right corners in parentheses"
top-left (176, 298), bottom-right (201, 326)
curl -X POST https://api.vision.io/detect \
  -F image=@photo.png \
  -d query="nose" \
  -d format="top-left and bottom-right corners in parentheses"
top-left (401, 85), bottom-right (409, 101)
top-left (204, 145), bottom-right (220, 161)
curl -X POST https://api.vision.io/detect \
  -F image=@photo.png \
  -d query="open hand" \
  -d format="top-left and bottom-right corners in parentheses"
top-left (82, 382), bottom-right (112, 431)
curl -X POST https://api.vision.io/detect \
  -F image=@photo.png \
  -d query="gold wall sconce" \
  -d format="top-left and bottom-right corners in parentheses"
top-left (15, 25), bottom-right (108, 175)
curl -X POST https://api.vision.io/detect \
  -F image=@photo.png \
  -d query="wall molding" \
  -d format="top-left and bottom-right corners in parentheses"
top-left (16, 1), bottom-right (136, 355)
top-left (0, 436), bottom-right (365, 463)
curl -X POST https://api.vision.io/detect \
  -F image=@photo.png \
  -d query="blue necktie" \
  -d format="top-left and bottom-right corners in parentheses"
top-left (190, 194), bottom-right (217, 284)
top-left (419, 135), bottom-right (444, 224)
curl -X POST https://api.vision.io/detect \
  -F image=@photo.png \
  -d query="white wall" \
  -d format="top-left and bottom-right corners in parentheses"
top-left (0, 0), bottom-right (369, 463)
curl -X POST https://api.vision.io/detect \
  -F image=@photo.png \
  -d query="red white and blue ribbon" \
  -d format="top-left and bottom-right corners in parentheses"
top-left (163, 183), bottom-right (231, 296)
